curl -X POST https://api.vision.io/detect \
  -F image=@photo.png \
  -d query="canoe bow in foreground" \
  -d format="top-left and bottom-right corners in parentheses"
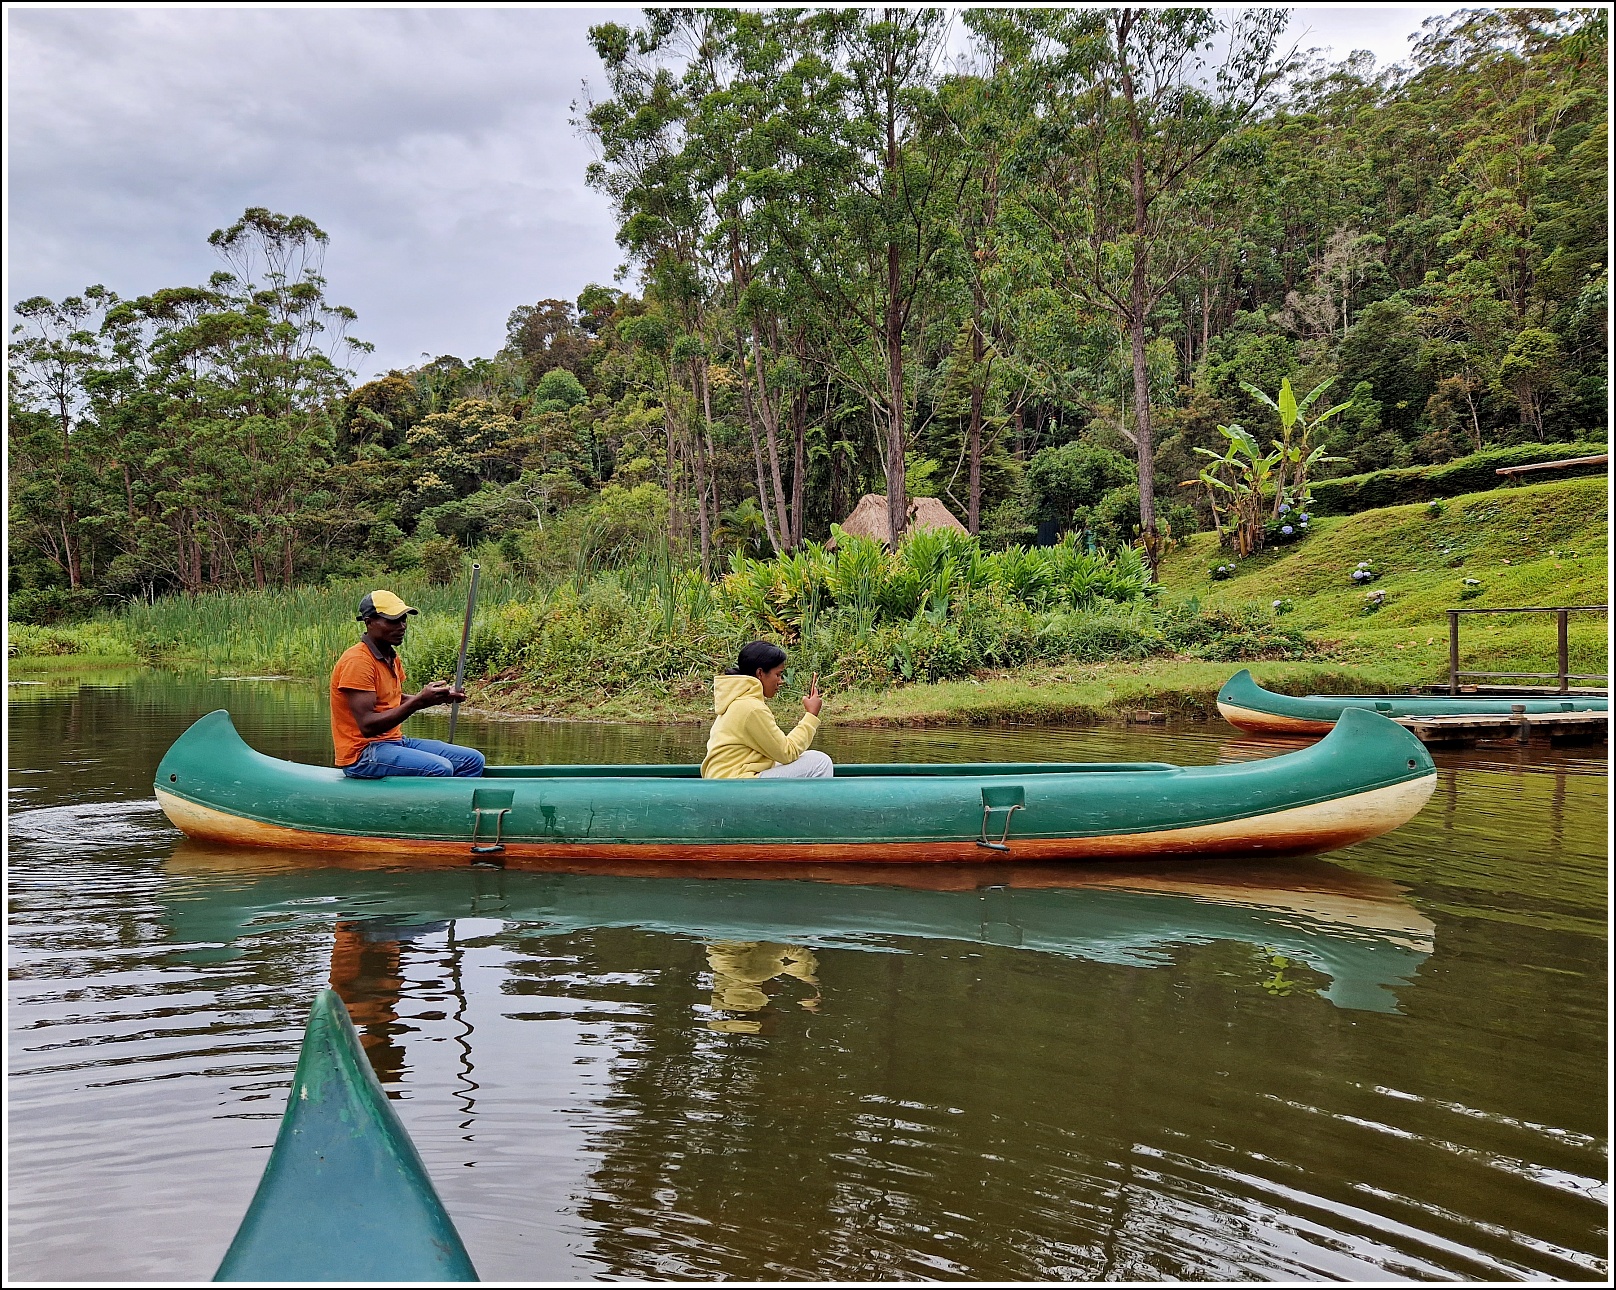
top-left (1217, 668), bottom-right (1609, 736)
top-left (214, 989), bottom-right (477, 1282)
top-left (158, 708), bottom-right (1436, 862)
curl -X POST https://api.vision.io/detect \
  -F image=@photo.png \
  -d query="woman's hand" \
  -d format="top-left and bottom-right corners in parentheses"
top-left (803, 673), bottom-right (824, 717)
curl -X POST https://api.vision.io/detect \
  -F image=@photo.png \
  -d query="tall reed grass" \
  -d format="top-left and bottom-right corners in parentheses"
top-left (10, 531), bottom-right (1312, 699)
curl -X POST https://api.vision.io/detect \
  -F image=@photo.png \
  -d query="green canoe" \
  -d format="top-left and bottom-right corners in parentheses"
top-left (157, 706), bottom-right (1436, 862)
top-left (1217, 667), bottom-right (1608, 736)
top-left (215, 989), bottom-right (477, 1282)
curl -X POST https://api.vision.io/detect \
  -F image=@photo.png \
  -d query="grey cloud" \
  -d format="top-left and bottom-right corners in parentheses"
top-left (8, 7), bottom-right (630, 377)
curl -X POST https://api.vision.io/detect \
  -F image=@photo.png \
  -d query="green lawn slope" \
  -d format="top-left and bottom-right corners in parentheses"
top-left (1160, 477), bottom-right (1609, 687)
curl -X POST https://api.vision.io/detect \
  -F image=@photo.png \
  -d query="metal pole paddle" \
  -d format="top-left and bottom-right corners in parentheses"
top-left (448, 562), bottom-right (480, 744)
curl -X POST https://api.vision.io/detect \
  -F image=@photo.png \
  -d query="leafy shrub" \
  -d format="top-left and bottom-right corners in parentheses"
top-left (8, 622), bottom-right (137, 659)
top-left (1024, 442), bottom-right (1134, 527)
top-left (132, 632), bottom-right (182, 665)
top-left (524, 483), bottom-right (669, 575)
top-left (1075, 482), bottom-right (1137, 546)
top-left (419, 537), bottom-right (465, 586)
top-left (1262, 501), bottom-right (1313, 546)
top-left (718, 528), bottom-right (1152, 641)
top-left (532, 368), bottom-right (587, 412)
top-left (1309, 441), bottom-right (1606, 515)
top-left (7, 587), bottom-right (104, 626)
top-left (1154, 602), bottom-right (1312, 661)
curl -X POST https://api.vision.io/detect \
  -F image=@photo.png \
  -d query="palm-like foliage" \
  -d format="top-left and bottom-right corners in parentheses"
top-left (718, 527), bottom-right (1151, 638)
top-left (1186, 424), bottom-right (1278, 558)
top-left (1239, 376), bottom-right (1351, 516)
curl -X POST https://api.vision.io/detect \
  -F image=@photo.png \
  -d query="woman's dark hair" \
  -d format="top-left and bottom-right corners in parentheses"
top-left (731, 640), bottom-right (788, 678)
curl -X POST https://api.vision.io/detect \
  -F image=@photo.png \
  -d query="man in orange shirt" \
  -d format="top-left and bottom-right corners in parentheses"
top-left (330, 590), bottom-right (486, 778)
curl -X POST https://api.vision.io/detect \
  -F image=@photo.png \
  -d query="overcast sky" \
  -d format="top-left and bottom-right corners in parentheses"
top-left (8, 5), bottom-right (1463, 379)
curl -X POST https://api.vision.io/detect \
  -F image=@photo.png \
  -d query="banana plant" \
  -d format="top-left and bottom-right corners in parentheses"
top-left (1239, 376), bottom-right (1353, 516)
top-left (1184, 423), bottom-right (1280, 557)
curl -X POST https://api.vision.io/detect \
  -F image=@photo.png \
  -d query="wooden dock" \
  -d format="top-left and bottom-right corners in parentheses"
top-left (1411, 684), bottom-right (1607, 698)
top-left (1394, 710), bottom-right (1608, 747)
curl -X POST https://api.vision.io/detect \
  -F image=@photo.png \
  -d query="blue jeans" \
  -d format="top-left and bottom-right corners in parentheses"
top-left (342, 736), bottom-right (485, 779)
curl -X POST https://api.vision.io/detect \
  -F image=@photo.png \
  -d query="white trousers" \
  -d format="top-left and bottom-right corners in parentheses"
top-left (756, 750), bottom-right (834, 778)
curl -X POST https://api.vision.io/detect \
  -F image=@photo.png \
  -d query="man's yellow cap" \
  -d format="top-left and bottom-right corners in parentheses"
top-left (357, 590), bottom-right (418, 621)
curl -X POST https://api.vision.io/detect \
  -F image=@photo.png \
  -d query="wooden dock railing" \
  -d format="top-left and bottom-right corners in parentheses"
top-left (1446, 605), bottom-right (1608, 694)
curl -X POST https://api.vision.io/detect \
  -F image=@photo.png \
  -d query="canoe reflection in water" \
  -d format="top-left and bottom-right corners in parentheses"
top-left (164, 844), bottom-right (1435, 1036)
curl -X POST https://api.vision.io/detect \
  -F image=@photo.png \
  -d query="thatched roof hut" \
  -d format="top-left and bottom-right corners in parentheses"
top-left (831, 493), bottom-right (968, 547)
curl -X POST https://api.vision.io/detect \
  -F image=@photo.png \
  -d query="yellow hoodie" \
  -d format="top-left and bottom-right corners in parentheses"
top-left (701, 674), bottom-right (821, 779)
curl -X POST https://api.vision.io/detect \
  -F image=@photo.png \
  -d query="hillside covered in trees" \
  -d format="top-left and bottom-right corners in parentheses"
top-left (8, 7), bottom-right (1607, 616)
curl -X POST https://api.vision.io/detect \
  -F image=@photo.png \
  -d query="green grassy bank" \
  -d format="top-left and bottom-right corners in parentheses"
top-left (10, 477), bottom-right (1606, 727)
top-left (1159, 476), bottom-right (1608, 688)
top-left (517, 657), bottom-right (1440, 726)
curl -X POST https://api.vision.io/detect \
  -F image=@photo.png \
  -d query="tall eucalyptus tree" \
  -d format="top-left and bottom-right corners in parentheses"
top-left (740, 8), bottom-right (964, 548)
top-left (996, 7), bottom-right (1298, 570)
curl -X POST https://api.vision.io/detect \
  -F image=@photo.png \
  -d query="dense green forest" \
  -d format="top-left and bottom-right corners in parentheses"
top-left (8, 7), bottom-right (1607, 620)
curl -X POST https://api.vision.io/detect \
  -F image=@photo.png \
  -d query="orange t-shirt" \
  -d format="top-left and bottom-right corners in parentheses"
top-left (330, 640), bottom-right (407, 767)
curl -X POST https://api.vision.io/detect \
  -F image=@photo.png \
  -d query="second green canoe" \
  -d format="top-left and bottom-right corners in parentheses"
top-left (1217, 668), bottom-right (1608, 736)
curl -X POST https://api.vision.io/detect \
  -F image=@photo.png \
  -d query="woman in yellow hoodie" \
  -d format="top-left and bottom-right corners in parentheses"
top-left (702, 641), bottom-right (833, 779)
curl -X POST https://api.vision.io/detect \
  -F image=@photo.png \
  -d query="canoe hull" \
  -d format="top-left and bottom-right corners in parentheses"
top-left (215, 990), bottom-right (477, 1282)
top-left (1217, 668), bottom-right (1607, 737)
top-left (158, 775), bottom-right (1432, 861)
top-left (1215, 701), bottom-right (1336, 737)
top-left (156, 707), bottom-right (1437, 863)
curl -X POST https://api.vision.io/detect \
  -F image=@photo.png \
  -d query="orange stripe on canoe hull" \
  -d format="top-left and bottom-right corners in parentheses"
top-left (1217, 702), bottom-right (1336, 736)
top-left (156, 776), bottom-right (1435, 864)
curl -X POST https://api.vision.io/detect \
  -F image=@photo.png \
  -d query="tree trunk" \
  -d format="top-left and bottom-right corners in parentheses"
top-left (967, 321), bottom-right (985, 535)
top-left (830, 430), bottom-right (844, 530)
top-left (883, 65), bottom-right (908, 552)
top-left (665, 408), bottom-right (680, 546)
top-left (748, 321), bottom-right (793, 550)
top-left (734, 328), bottom-right (783, 555)
top-left (60, 514), bottom-right (82, 589)
top-left (790, 390), bottom-right (807, 547)
top-left (1128, 304), bottom-right (1157, 562)
top-left (882, 228), bottom-right (910, 549)
top-left (692, 365), bottom-right (713, 573)
top-left (54, 398), bottom-right (83, 589)
top-left (1117, 11), bottom-right (1158, 576)
top-left (702, 368), bottom-right (718, 569)
top-left (1463, 381), bottom-right (1483, 452)
top-left (885, 287), bottom-right (907, 550)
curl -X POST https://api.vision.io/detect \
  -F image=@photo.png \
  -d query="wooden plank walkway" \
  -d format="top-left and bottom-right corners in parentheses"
top-left (1394, 711), bottom-right (1608, 747)
top-left (1411, 684), bottom-right (1607, 698)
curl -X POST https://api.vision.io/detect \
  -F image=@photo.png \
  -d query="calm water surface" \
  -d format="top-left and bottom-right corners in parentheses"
top-left (7, 671), bottom-right (1608, 1281)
